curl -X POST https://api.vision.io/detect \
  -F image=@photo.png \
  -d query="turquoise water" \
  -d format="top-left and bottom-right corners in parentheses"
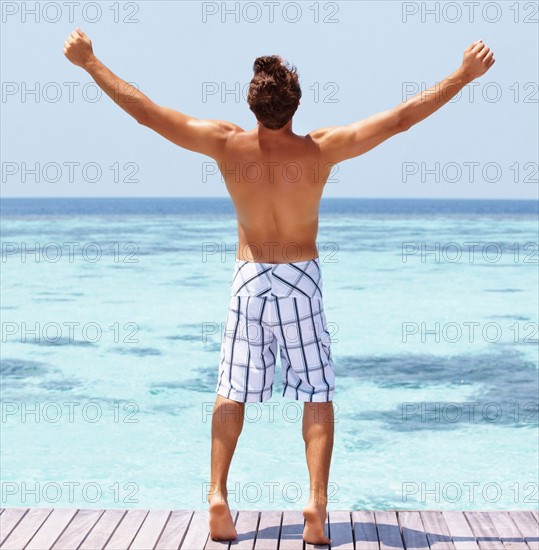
top-left (1, 198), bottom-right (538, 511)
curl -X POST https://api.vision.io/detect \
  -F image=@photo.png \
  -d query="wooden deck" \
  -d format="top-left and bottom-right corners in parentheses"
top-left (0, 508), bottom-right (538, 549)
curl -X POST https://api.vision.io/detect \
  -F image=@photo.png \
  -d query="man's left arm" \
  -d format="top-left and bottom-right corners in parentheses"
top-left (64, 28), bottom-right (237, 159)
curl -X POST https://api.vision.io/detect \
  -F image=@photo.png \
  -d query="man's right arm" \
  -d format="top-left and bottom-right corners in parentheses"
top-left (311, 39), bottom-right (495, 165)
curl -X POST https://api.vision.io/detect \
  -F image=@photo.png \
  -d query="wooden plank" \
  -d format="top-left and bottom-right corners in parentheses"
top-left (180, 510), bottom-right (209, 549)
top-left (0, 507), bottom-right (53, 550)
top-left (155, 510), bottom-right (193, 550)
top-left (374, 510), bottom-right (404, 550)
top-left (351, 510), bottom-right (378, 550)
top-left (78, 509), bottom-right (127, 550)
top-left (25, 508), bottom-right (78, 550)
top-left (508, 511), bottom-right (539, 550)
top-left (0, 508), bottom-right (29, 546)
top-left (488, 511), bottom-right (529, 550)
top-left (104, 509), bottom-right (149, 549)
top-left (442, 511), bottom-right (479, 550)
top-left (328, 510), bottom-right (353, 549)
top-left (397, 510), bottom-right (429, 550)
top-left (205, 509), bottom-right (238, 550)
top-left (228, 511), bottom-right (259, 549)
top-left (465, 511), bottom-right (504, 550)
top-left (420, 511), bottom-right (455, 550)
top-left (52, 509), bottom-right (104, 550)
top-left (279, 510), bottom-right (305, 550)
top-left (130, 510), bottom-right (171, 550)
top-left (253, 511), bottom-right (281, 550)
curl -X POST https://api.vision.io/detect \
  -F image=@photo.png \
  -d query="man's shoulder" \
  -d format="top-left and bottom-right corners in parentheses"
top-left (306, 126), bottom-right (340, 144)
top-left (218, 121), bottom-right (246, 135)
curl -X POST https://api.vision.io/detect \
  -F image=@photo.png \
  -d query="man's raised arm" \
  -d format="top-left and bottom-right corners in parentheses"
top-left (311, 39), bottom-right (495, 165)
top-left (63, 28), bottom-right (238, 160)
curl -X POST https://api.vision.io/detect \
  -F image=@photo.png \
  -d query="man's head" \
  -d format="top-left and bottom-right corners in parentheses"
top-left (247, 55), bottom-right (302, 130)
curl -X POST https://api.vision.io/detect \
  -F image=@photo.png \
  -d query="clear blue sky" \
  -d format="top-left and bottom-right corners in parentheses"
top-left (1, 1), bottom-right (537, 199)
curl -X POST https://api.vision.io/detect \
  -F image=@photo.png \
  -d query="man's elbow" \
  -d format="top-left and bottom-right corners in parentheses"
top-left (396, 119), bottom-right (412, 133)
top-left (393, 106), bottom-right (413, 133)
top-left (135, 103), bottom-right (157, 126)
top-left (135, 110), bottom-right (149, 126)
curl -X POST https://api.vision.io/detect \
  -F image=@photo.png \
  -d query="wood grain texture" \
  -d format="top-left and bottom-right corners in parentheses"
top-left (25, 508), bottom-right (78, 550)
top-left (374, 510), bottom-right (404, 550)
top-left (52, 509), bottom-right (104, 550)
top-left (465, 511), bottom-right (505, 550)
top-left (419, 510), bottom-right (455, 550)
top-left (155, 510), bottom-right (193, 550)
top-left (351, 510), bottom-right (379, 550)
top-left (398, 510), bottom-right (429, 550)
top-left (328, 510), bottom-right (354, 550)
top-left (0, 508), bottom-right (29, 546)
top-left (442, 510), bottom-right (480, 550)
top-left (508, 511), bottom-right (539, 550)
top-left (253, 510), bottom-right (281, 550)
top-left (1, 507), bottom-right (538, 550)
top-left (179, 510), bottom-right (209, 550)
top-left (0, 508), bottom-right (52, 550)
top-left (78, 508), bottom-right (127, 550)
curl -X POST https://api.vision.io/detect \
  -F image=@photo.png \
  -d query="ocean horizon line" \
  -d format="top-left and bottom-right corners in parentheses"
top-left (1, 196), bottom-right (537, 201)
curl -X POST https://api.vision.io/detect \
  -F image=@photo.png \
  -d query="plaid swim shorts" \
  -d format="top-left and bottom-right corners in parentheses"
top-left (216, 256), bottom-right (335, 403)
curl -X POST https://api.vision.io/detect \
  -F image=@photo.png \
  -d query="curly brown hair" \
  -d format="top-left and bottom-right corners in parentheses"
top-left (247, 55), bottom-right (302, 130)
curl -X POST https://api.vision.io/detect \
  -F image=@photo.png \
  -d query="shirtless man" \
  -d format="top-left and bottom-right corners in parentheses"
top-left (64, 29), bottom-right (495, 545)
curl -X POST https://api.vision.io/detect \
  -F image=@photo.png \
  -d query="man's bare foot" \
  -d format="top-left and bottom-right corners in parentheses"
top-left (208, 494), bottom-right (237, 541)
top-left (303, 501), bottom-right (331, 545)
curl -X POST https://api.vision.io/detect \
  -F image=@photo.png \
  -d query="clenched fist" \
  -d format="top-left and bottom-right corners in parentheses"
top-left (460, 39), bottom-right (495, 80)
top-left (63, 27), bottom-right (95, 68)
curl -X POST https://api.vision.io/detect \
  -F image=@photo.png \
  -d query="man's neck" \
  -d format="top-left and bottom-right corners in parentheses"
top-left (256, 120), bottom-right (295, 139)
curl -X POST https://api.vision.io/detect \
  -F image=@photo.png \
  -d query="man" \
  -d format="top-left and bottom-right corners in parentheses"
top-left (64, 29), bottom-right (494, 544)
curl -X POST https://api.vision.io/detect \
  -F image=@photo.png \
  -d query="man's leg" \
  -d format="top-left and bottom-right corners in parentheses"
top-left (302, 401), bottom-right (334, 545)
top-left (207, 394), bottom-right (245, 541)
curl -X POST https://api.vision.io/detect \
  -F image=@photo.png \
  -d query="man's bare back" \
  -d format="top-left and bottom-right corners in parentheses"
top-left (216, 122), bottom-right (333, 263)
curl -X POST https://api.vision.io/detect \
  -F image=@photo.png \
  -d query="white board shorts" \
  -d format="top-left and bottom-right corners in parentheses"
top-left (216, 256), bottom-right (335, 403)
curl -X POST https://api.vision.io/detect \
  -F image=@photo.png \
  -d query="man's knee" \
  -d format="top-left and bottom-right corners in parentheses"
top-left (213, 395), bottom-right (245, 423)
top-left (303, 401), bottom-right (335, 425)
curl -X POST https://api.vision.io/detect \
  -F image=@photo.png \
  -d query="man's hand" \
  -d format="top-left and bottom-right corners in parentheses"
top-left (460, 39), bottom-right (495, 80)
top-left (312, 39), bottom-right (497, 165)
top-left (63, 27), bottom-right (95, 69)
